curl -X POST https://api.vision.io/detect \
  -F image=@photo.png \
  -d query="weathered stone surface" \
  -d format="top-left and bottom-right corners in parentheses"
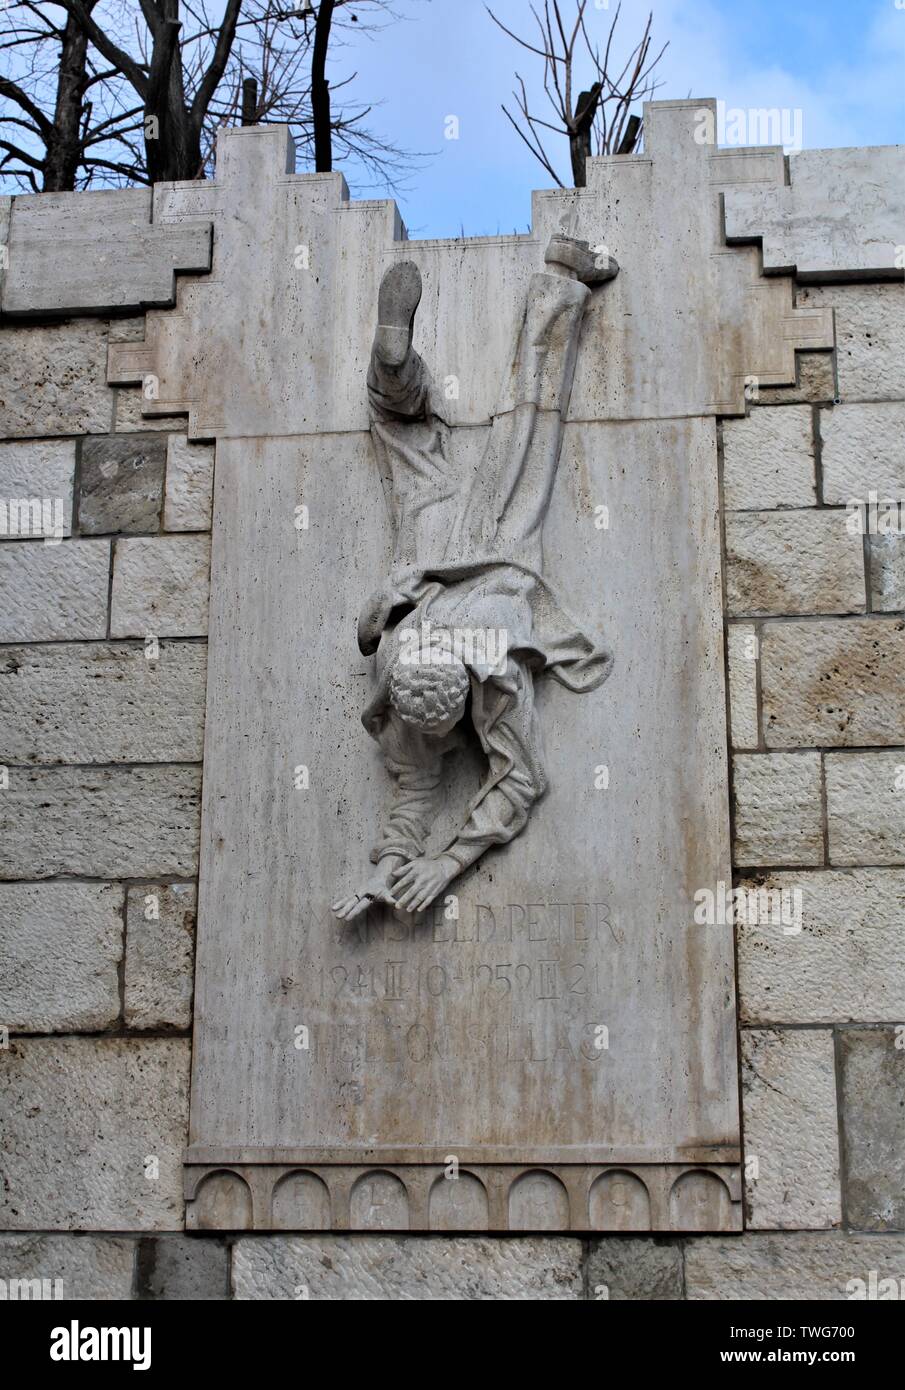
top-left (0, 1234), bottom-right (135, 1300)
top-left (107, 322), bottom-right (183, 434)
top-left (685, 1233), bottom-right (905, 1300)
top-left (78, 435), bottom-right (167, 534)
top-left (0, 539), bottom-right (109, 641)
top-left (839, 1028), bottom-right (905, 1232)
top-left (722, 406), bottom-right (815, 510)
top-left (0, 194), bottom-right (9, 292)
top-left (191, 419), bottom-right (739, 1196)
top-left (135, 1235), bottom-right (229, 1300)
top-left (756, 351), bottom-right (835, 406)
top-left (164, 435), bottom-right (214, 531)
top-left (761, 618), bottom-right (905, 747)
top-left (110, 536), bottom-right (210, 638)
top-left (125, 884), bottom-right (195, 1030)
top-left (0, 642), bottom-right (206, 764)
top-left (724, 146), bottom-right (905, 281)
top-left (106, 113), bottom-right (830, 436)
top-left (727, 622), bottom-right (759, 750)
top-left (2, 187), bottom-right (210, 316)
top-left (733, 753), bottom-right (824, 867)
top-left (799, 283), bottom-right (905, 401)
top-left (737, 870), bottom-right (905, 1025)
top-left (586, 1237), bottom-right (684, 1300)
top-left (0, 1038), bottom-right (189, 1230)
top-left (820, 402), bottom-right (905, 505)
top-left (741, 1029), bottom-right (841, 1230)
top-left (0, 765), bottom-right (201, 879)
top-left (725, 511), bottom-right (864, 616)
top-left (0, 882), bottom-right (123, 1032)
top-left (871, 535), bottom-right (905, 612)
top-left (112, 387), bottom-right (184, 433)
top-left (0, 317), bottom-right (113, 437)
top-left (0, 440), bottom-right (75, 538)
top-left (231, 1235), bottom-right (583, 1300)
top-left (826, 752), bottom-right (905, 865)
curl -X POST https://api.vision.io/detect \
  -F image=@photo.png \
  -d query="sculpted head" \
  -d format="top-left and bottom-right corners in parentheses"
top-left (389, 651), bottom-right (469, 737)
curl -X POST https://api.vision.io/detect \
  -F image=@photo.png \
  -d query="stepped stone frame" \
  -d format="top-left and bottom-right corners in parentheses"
top-left (12, 96), bottom-right (904, 1241)
top-left (111, 99), bottom-right (834, 1235)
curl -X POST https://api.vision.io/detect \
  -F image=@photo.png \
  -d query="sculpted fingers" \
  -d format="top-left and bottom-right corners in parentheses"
top-left (395, 886), bottom-right (423, 911)
top-left (333, 893), bottom-right (371, 920)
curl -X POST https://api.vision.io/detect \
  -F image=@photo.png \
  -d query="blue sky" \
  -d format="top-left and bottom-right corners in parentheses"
top-left (333, 0), bottom-right (905, 236)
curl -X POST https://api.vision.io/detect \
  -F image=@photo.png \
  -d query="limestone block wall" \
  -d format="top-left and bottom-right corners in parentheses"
top-left (0, 231), bottom-right (903, 1300)
top-left (723, 282), bottom-right (905, 1274)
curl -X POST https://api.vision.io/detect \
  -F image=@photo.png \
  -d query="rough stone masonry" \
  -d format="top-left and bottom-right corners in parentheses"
top-left (0, 102), bottom-right (903, 1299)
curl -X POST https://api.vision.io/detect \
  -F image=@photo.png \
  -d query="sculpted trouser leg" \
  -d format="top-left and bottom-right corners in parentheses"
top-left (367, 262), bottom-right (458, 569)
top-left (445, 266), bottom-right (591, 571)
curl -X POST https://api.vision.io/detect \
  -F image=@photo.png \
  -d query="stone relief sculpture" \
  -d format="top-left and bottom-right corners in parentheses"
top-left (333, 234), bottom-right (619, 921)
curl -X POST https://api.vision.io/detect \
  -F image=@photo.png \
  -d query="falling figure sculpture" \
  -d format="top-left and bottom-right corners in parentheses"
top-left (333, 234), bottom-right (618, 921)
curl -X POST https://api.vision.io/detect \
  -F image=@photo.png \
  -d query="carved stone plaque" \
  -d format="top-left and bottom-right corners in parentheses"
top-left (109, 101), bottom-right (835, 1233)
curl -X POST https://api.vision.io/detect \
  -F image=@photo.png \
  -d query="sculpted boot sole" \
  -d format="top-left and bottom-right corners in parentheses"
top-left (375, 260), bottom-right (423, 366)
top-left (544, 234), bottom-right (619, 285)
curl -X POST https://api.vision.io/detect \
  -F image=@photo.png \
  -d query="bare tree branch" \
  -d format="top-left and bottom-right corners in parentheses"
top-left (488, 0), bottom-right (667, 186)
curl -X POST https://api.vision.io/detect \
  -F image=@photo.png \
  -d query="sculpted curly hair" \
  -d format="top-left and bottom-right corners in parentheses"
top-left (389, 654), bottom-right (470, 731)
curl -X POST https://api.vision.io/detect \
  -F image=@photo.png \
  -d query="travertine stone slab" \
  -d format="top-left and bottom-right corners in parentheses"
top-left (685, 1233), bottom-right (905, 1300)
top-left (0, 1234), bottom-right (135, 1300)
top-left (164, 436), bottom-right (215, 531)
top-left (761, 618), bottom-right (905, 747)
top-left (798, 283), bottom-right (905, 401)
top-left (231, 1235), bottom-right (584, 1300)
top-left (871, 536), bottom-right (905, 612)
top-left (106, 108), bottom-right (830, 437)
top-left (825, 752), bottom-right (905, 865)
top-left (0, 765), bottom-right (201, 879)
top-left (125, 884), bottom-right (196, 1030)
top-left (741, 1029), bottom-right (841, 1230)
top-left (725, 511), bottom-right (864, 616)
top-left (0, 539), bottom-right (109, 641)
top-left (0, 881), bottom-right (123, 1032)
top-left (0, 440), bottom-right (75, 538)
top-left (838, 1028), bottom-right (905, 1232)
top-left (819, 402), bottom-right (905, 504)
top-left (737, 870), bottom-right (905, 1024)
top-left (1, 187), bottom-right (211, 316)
top-left (724, 146), bottom-right (905, 281)
top-left (79, 435), bottom-right (167, 534)
top-left (0, 642), bottom-right (206, 764)
top-left (0, 195), bottom-right (9, 304)
top-left (727, 623), bottom-right (759, 750)
top-left (0, 1038), bottom-right (189, 1230)
top-left (0, 317), bottom-right (113, 437)
top-left (188, 417), bottom-right (739, 1204)
top-left (722, 406), bottom-right (815, 510)
top-left (733, 753), bottom-right (824, 867)
top-left (110, 535), bottom-right (210, 637)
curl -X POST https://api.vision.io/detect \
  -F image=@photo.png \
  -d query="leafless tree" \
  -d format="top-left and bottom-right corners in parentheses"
top-left (203, 1), bottom-right (422, 192)
top-left (487, 0), bottom-right (667, 187)
top-left (0, 1), bottom-right (144, 190)
top-left (1, 1), bottom-right (425, 193)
